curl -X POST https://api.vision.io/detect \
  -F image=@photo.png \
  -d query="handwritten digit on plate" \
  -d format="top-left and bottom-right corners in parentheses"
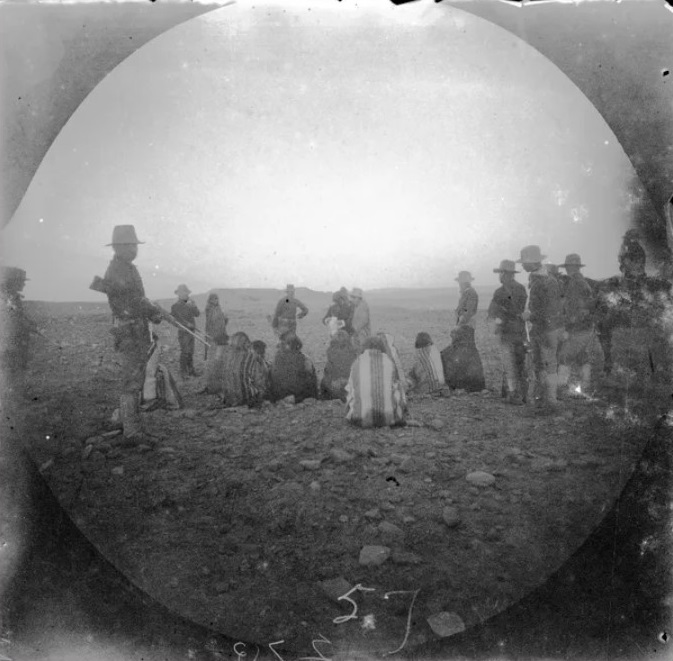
top-left (382, 589), bottom-right (420, 657)
top-left (268, 640), bottom-right (286, 661)
top-left (298, 633), bottom-right (332, 661)
top-left (333, 583), bottom-right (376, 625)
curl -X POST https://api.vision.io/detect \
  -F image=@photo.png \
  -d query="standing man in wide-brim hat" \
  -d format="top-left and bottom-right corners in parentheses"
top-left (518, 244), bottom-right (564, 411)
top-left (90, 225), bottom-right (165, 444)
top-left (557, 254), bottom-right (598, 397)
top-left (171, 283), bottom-right (201, 379)
top-left (271, 284), bottom-right (309, 339)
top-left (487, 260), bottom-right (528, 404)
top-left (454, 271), bottom-right (478, 328)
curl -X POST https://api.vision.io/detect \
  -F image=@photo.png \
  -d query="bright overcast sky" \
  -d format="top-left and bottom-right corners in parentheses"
top-left (1, 0), bottom-right (645, 301)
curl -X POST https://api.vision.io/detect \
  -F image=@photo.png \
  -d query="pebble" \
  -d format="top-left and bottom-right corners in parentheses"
top-left (82, 445), bottom-right (93, 460)
top-left (183, 409), bottom-right (197, 420)
top-left (391, 550), bottom-right (422, 565)
top-left (309, 481), bottom-right (321, 492)
top-left (364, 508), bottom-right (381, 520)
top-left (406, 419), bottom-right (423, 427)
top-left (85, 435), bottom-right (104, 446)
top-left (377, 521), bottom-right (404, 539)
top-left (429, 418), bottom-right (445, 431)
top-left (466, 471), bottom-right (496, 487)
top-left (137, 444), bottom-right (153, 453)
top-left (300, 459), bottom-right (322, 471)
top-left (427, 612), bottom-right (466, 638)
top-left (339, 515), bottom-right (349, 523)
top-left (330, 449), bottom-right (355, 464)
top-left (101, 430), bottom-right (122, 439)
top-left (318, 577), bottom-right (352, 602)
top-left (359, 545), bottom-right (391, 566)
top-left (442, 507), bottom-right (461, 528)
top-left (111, 466), bottom-right (124, 476)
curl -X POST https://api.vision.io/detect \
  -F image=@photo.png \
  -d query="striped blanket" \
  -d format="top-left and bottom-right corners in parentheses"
top-left (409, 345), bottom-right (446, 394)
top-left (221, 347), bottom-right (267, 407)
top-left (346, 349), bottom-right (407, 428)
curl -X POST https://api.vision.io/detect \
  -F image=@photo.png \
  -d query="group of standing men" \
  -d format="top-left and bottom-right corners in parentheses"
top-left (486, 238), bottom-right (672, 411)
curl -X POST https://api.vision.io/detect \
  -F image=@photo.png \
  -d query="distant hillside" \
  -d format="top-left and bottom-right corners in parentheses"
top-left (25, 286), bottom-right (500, 319)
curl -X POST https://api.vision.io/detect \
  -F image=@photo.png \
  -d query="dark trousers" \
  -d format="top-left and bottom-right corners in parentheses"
top-left (178, 331), bottom-right (195, 375)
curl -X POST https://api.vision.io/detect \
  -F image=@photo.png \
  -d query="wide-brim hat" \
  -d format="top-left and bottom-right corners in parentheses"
top-left (454, 271), bottom-right (475, 283)
top-left (350, 287), bottom-right (364, 299)
top-left (516, 245), bottom-right (546, 264)
top-left (560, 253), bottom-right (585, 268)
top-left (1, 266), bottom-right (29, 283)
top-left (175, 284), bottom-right (191, 296)
top-left (106, 225), bottom-right (144, 246)
top-left (493, 259), bottom-right (519, 274)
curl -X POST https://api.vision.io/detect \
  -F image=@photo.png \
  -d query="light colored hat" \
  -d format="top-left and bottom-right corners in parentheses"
top-left (106, 225), bottom-right (144, 246)
top-left (493, 260), bottom-right (519, 274)
top-left (454, 271), bottom-right (475, 283)
top-left (175, 284), bottom-right (191, 296)
top-left (516, 245), bottom-right (546, 264)
top-left (350, 287), bottom-right (364, 299)
top-left (560, 253), bottom-right (585, 268)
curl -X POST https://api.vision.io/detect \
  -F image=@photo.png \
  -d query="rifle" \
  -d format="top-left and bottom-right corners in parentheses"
top-left (90, 275), bottom-right (210, 347)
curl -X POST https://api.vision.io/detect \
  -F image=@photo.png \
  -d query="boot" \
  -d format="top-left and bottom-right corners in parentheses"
top-left (120, 394), bottom-right (143, 446)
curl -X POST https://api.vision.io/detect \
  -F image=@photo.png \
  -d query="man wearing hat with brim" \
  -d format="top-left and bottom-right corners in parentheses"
top-left (557, 254), bottom-right (598, 397)
top-left (171, 284), bottom-right (201, 379)
top-left (0, 266), bottom-right (38, 397)
top-left (487, 260), bottom-right (528, 404)
top-left (455, 271), bottom-right (478, 329)
top-left (349, 287), bottom-right (371, 353)
top-left (90, 225), bottom-right (165, 445)
top-left (518, 245), bottom-right (564, 410)
top-left (271, 284), bottom-right (309, 339)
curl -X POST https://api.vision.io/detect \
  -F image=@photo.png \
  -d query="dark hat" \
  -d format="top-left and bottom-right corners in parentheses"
top-left (516, 245), bottom-right (546, 264)
top-left (619, 240), bottom-right (646, 264)
top-left (175, 284), bottom-right (191, 296)
top-left (106, 225), bottom-right (144, 246)
top-left (493, 259), bottom-right (519, 274)
top-left (560, 253), bottom-right (585, 268)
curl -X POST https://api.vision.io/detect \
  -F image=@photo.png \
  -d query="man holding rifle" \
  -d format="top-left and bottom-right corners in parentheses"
top-left (90, 225), bottom-right (170, 445)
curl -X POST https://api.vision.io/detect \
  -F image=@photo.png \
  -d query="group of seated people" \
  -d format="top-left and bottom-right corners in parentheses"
top-left (203, 325), bottom-right (473, 429)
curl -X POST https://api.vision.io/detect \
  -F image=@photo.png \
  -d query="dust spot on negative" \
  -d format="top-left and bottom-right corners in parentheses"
top-left (663, 69), bottom-right (670, 78)
top-left (659, 631), bottom-right (669, 643)
top-left (386, 476), bottom-right (400, 486)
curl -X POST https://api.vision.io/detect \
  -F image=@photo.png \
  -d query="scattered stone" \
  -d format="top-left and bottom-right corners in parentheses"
top-left (427, 612), bottom-right (466, 638)
top-left (354, 444), bottom-right (378, 458)
top-left (318, 577), bottom-right (352, 602)
top-left (39, 459), bottom-right (54, 473)
top-left (339, 515), bottom-right (349, 524)
top-left (402, 516), bottom-right (416, 524)
top-left (300, 459), bottom-right (323, 471)
top-left (101, 429), bottom-right (122, 439)
top-left (283, 395), bottom-right (296, 405)
top-left (303, 398), bottom-right (317, 405)
top-left (309, 481), bottom-right (321, 492)
top-left (391, 454), bottom-right (409, 465)
top-left (137, 444), bottom-right (153, 453)
top-left (364, 508), bottom-right (381, 520)
top-left (442, 507), bottom-right (461, 528)
top-left (158, 447), bottom-right (177, 454)
top-left (359, 545), bottom-right (391, 566)
top-left (85, 435), bottom-right (104, 446)
top-left (215, 581), bottom-right (229, 594)
top-left (391, 550), bottom-right (422, 565)
top-left (111, 466), bottom-right (124, 476)
top-left (82, 445), bottom-right (93, 460)
top-left (429, 418), bottom-right (445, 431)
top-left (378, 521), bottom-right (404, 539)
top-left (486, 527), bottom-right (500, 541)
top-left (425, 452), bottom-right (437, 459)
top-left (267, 460), bottom-right (282, 471)
top-left (399, 458), bottom-right (414, 473)
top-left (330, 449), bottom-right (355, 464)
top-left (183, 409), bottom-right (197, 420)
top-left (466, 471), bottom-right (495, 487)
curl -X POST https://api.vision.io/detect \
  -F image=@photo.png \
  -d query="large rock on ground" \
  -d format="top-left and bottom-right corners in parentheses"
top-left (359, 545), bottom-right (391, 567)
top-left (427, 611), bottom-right (466, 637)
top-left (466, 471), bottom-right (495, 487)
